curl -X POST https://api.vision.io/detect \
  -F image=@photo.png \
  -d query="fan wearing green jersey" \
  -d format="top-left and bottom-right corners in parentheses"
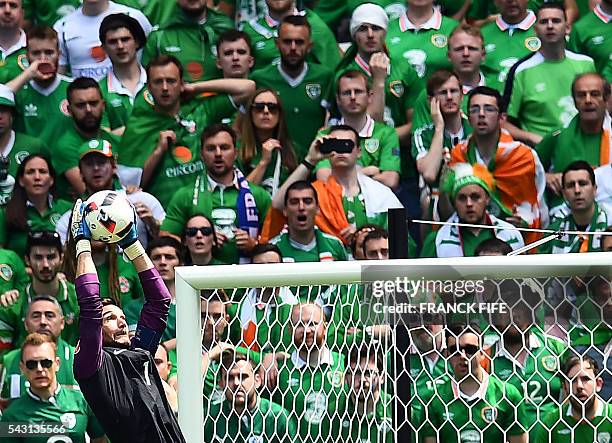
top-left (504, 3), bottom-right (596, 147)
top-left (342, 344), bottom-right (393, 443)
top-left (0, 84), bottom-right (48, 206)
top-left (569, 0), bottom-right (612, 82)
top-left (534, 355), bottom-right (612, 443)
top-left (537, 73), bottom-right (611, 214)
top-left (0, 248), bottom-right (28, 295)
top-left (540, 161), bottom-right (612, 254)
top-left (386, 0), bottom-right (458, 80)
top-left (0, 296), bottom-right (77, 407)
top-left (0, 231), bottom-right (79, 355)
top-left (0, 333), bottom-right (106, 442)
top-left (142, 0), bottom-right (233, 82)
top-left (21, 0), bottom-right (79, 27)
top-left (249, 15), bottom-right (334, 161)
top-left (316, 70), bottom-right (401, 190)
top-left (8, 26), bottom-right (75, 148)
top-left (243, 0), bottom-right (340, 71)
top-left (216, 30), bottom-right (254, 80)
top-left (98, 13), bottom-right (148, 133)
top-left (271, 302), bottom-right (347, 443)
top-left (205, 349), bottom-right (296, 443)
top-left (0, 0), bottom-right (26, 85)
top-left (422, 324), bottom-right (528, 443)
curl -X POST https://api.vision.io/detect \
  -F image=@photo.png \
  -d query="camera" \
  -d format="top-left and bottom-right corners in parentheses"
top-left (319, 138), bottom-right (355, 155)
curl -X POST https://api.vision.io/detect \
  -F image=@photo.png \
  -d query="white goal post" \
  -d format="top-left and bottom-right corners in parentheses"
top-left (175, 252), bottom-right (612, 443)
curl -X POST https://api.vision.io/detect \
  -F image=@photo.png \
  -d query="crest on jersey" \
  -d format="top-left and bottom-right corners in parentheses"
top-left (460, 430), bottom-right (481, 442)
top-left (143, 90), bottom-right (155, 107)
top-left (364, 138), bottom-right (379, 154)
top-left (59, 99), bottom-right (70, 117)
top-left (598, 432), bottom-right (611, 443)
top-left (118, 276), bottom-right (130, 294)
top-left (305, 83), bottom-right (321, 99)
top-left (481, 406), bottom-right (497, 423)
top-left (0, 264), bottom-right (13, 281)
top-left (389, 80), bottom-right (404, 98)
top-left (15, 151), bottom-right (29, 164)
top-left (542, 355), bottom-right (557, 372)
top-left (17, 54), bottom-right (29, 70)
top-left (60, 412), bottom-right (77, 429)
top-left (431, 34), bottom-right (448, 48)
top-left (328, 370), bottom-right (344, 387)
top-left (525, 37), bottom-right (541, 52)
top-left (50, 213), bottom-right (61, 225)
top-left (247, 437), bottom-right (264, 443)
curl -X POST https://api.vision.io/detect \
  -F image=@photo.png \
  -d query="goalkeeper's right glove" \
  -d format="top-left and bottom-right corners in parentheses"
top-left (71, 199), bottom-right (91, 257)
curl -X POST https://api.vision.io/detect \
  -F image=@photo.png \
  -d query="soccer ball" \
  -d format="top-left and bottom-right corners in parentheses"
top-left (83, 190), bottom-right (135, 243)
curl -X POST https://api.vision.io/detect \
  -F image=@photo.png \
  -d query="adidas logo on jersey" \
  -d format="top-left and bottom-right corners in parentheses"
top-left (289, 378), bottom-right (300, 387)
top-left (557, 428), bottom-right (571, 435)
top-left (592, 36), bottom-right (604, 45)
top-left (164, 46), bottom-right (181, 53)
top-left (24, 103), bottom-right (37, 117)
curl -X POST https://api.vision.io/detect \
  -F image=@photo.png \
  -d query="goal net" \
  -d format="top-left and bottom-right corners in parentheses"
top-left (175, 253), bottom-right (612, 443)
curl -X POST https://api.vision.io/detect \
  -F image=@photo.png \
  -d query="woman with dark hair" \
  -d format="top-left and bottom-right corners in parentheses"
top-left (0, 154), bottom-right (72, 257)
top-left (182, 214), bottom-right (225, 266)
top-left (239, 88), bottom-right (297, 197)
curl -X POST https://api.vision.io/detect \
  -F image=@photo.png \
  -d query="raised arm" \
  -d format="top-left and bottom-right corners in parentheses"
top-left (182, 78), bottom-right (256, 105)
top-left (71, 200), bottom-right (104, 381)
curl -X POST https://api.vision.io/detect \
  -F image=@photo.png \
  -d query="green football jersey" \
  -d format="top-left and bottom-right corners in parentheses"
top-left (315, 117), bottom-right (401, 173)
top-left (0, 131), bottom-right (49, 206)
top-left (506, 50), bottom-right (596, 137)
top-left (250, 62), bottom-right (334, 161)
top-left (142, 7), bottom-right (234, 82)
top-left (205, 397), bottom-right (296, 443)
top-left (243, 10), bottom-right (340, 71)
top-left (273, 349), bottom-right (347, 442)
top-left (421, 373), bottom-right (528, 442)
top-left (386, 8), bottom-right (458, 79)
top-left (481, 11), bottom-right (541, 92)
top-left (95, 253), bottom-right (144, 308)
top-left (118, 91), bottom-right (236, 208)
top-left (409, 352), bottom-right (450, 429)
top-left (0, 248), bottom-right (28, 295)
top-left (160, 173), bottom-right (271, 264)
top-left (568, 5), bottom-right (612, 82)
top-left (14, 76), bottom-right (74, 147)
top-left (22, 0), bottom-right (79, 26)
top-left (0, 198), bottom-right (72, 259)
top-left (99, 66), bottom-right (147, 130)
top-left (0, 32), bottom-right (27, 85)
top-left (333, 46), bottom-right (423, 129)
top-left (534, 401), bottom-right (612, 443)
top-left (341, 390), bottom-right (393, 443)
top-left (420, 222), bottom-right (498, 258)
top-left (269, 229), bottom-right (348, 263)
top-left (0, 339), bottom-right (77, 402)
top-left (0, 386), bottom-right (105, 443)
top-left (0, 279), bottom-right (80, 354)
top-left (487, 329), bottom-right (567, 434)
top-left (52, 126), bottom-right (120, 201)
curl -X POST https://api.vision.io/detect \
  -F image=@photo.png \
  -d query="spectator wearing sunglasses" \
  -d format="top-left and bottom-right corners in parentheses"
top-left (0, 295), bottom-right (78, 408)
top-left (422, 323), bottom-right (528, 443)
top-left (183, 214), bottom-right (225, 266)
top-left (0, 333), bottom-right (106, 442)
top-left (238, 88), bottom-right (297, 198)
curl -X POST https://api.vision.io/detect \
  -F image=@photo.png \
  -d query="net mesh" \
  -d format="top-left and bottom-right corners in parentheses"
top-left (188, 272), bottom-right (611, 443)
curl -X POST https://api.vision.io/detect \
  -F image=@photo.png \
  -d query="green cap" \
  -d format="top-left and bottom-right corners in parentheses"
top-left (0, 84), bottom-right (15, 108)
top-left (79, 139), bottom-right (113, 160)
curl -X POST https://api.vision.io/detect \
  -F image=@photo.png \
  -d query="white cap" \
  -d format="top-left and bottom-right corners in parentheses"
top-left (350, 3), bottom-right (388, 38)
top-left (0, 84), bottom-right (15, 108)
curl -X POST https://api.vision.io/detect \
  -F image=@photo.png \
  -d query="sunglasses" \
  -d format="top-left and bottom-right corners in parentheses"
top-left (449, 344), bottom-right (479, 357)
top-left (251, 102), bottom-right (280, 112)
top-left (185, 226), bottom-right (213, 237)
top-left (25, 359), bottom-right (53, 370)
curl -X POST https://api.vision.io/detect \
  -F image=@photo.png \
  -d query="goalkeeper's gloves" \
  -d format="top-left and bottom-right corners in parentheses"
top-left (71, 199), bottom-right (91, 257)
top-left (119, 206), bottom-right (145, 261)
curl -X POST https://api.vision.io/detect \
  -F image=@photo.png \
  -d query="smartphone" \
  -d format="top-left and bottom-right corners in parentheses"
top-left (319, 138), bottom-right (355, 154)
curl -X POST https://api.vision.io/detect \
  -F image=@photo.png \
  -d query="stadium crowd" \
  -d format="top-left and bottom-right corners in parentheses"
top-left (0, 0), bottom-right (608, 441)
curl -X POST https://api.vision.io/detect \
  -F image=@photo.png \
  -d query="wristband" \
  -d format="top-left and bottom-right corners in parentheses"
top-left (302, 159), bottom-right (315, 171)
top-left (76, 239), bottom-right (91, 257)
top-left (123, 240), bottom-right (145, 261)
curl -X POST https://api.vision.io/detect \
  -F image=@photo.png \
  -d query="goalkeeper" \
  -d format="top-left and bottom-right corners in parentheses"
top-left (70, 200), bottom-right (185, 443)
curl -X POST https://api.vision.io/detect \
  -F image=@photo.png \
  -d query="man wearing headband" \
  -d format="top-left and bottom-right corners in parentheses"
top-left (421, 162), bottom-right (524, 258)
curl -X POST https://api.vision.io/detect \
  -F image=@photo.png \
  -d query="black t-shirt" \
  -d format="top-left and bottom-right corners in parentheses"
top-left (77, 346), bottom-right (185, 443)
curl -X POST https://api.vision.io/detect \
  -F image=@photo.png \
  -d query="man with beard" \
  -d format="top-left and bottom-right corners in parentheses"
top-left (342, 344), bottom-right (392, 443)
top-left (0, 333), bottom-right (106, 442)
top-left (142, 0), bottom-right (233, 82)
top-left (0, 296), bottom-right (78, 406)
top-left (0, 230), bottom-right (79, 353)
top-left (243, 0), bottom-right (340, 71)
top-left (423, 324), bottom-right (528, 443)
top-left (70, 199), bottom-right (186, 442)
top-left (569, 0), bottom-right (612, 82)
top-left (535, 355), bottom-right (612, 442)
top-left (488, 298), bottom-right (567, 439)
top-left (272, 302), bottom-right (346, 443)
top-left (250, 15), bottom-right (334, 161)
top-left (204, 349), bottom-right (295, 443)
top-left (52, 77), bottom-right (119, 200)
top-left (0, 0), bottom-right (27, 84)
